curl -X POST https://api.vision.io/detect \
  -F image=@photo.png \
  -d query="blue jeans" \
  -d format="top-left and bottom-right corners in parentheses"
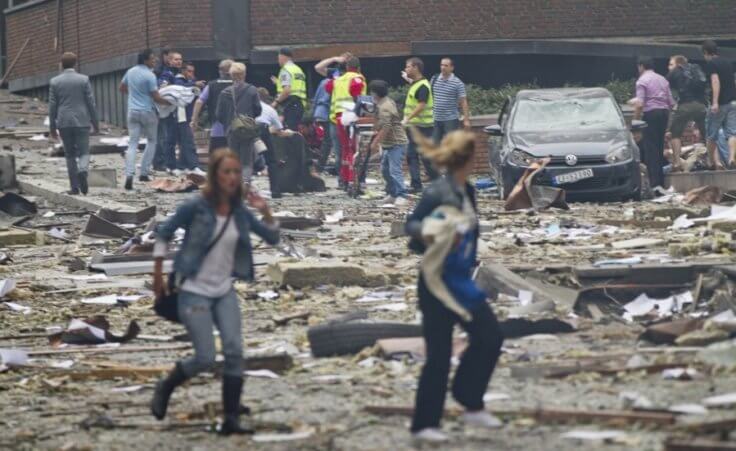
top-left (382, 144), bottom-right (407, 198)
top-left (153, 118), bottom-right (168, 170)
top-left (705, 115), bottom-right (732, 163)
top-left (171, 122), bottom-right (199, 170)
top-left (705, 102), bottom-right (736, 142)
top-left (177, 289), bottom-right (243, 378)
top-left (125, 110), bottom-right (158, 177)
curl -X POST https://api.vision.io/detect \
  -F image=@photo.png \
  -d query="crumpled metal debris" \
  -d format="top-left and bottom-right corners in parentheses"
top-left (505, 159), bottom-right (568, 211)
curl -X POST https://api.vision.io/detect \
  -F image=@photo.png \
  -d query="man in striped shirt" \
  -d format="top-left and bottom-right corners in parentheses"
top-left (430, 58), bottom-right (471, 143)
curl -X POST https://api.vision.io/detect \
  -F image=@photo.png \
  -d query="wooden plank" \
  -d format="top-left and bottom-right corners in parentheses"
top-left (364, 405), bottom-right (675, 426)
top-left (665, 438), bottom-right (736, 451)
top-left (681, 417), bottom-right (736, 434)
top-left (0, 38), bottom-right (30, 86)
top-left (667, 169), bottom-right (736, 193)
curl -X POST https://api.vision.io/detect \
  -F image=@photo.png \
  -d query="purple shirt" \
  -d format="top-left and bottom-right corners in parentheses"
top-left (199, 85), bottom-right (226, 137)
top-left (636, 70), bottom-right (675, 112)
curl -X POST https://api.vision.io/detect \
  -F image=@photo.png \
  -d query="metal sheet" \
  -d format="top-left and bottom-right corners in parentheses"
top-left (83, 214), bottom-right (133, 239)
top-left (97, 205), bottom-right (156, 225)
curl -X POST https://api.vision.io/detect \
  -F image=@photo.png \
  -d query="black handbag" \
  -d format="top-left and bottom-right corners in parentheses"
top-left (154, 212), bottom-right (233, 323)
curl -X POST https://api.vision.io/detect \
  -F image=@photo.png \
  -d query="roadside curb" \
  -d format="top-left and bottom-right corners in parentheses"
top-left (17, 177), bottom-right (134, 212)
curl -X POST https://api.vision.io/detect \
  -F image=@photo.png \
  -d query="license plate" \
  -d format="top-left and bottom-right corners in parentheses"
top-left (554, 168), bottom-right (594, 185)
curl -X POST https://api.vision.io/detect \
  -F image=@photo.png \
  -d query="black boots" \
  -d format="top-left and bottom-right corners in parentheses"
top-left (218, 375), bottom-right (253, 435)
top-left (151, 362), bottom-right (187, 420)
top-left (78, 171), bottom-right (88, 195)
top-left (124, 176), bottom-right (133, 190)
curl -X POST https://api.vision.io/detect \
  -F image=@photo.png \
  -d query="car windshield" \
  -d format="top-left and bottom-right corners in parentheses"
top-left (511, 96), bottom-right (624, 132)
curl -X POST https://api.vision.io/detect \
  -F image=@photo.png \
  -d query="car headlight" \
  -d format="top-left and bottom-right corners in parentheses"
top-left (508, 149), bottom-right (540, 167)
top-left (605, 144), bottom-right (632, 163)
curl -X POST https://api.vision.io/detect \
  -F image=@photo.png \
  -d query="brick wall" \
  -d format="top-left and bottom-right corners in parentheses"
top-left (5, 0), bottom-right (214, 81)
top-left (251, 0), bottom-right (736, 46)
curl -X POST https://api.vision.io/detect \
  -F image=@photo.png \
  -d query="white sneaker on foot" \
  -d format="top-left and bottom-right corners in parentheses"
top-left (382, 196), bottom-right (396, 204)
top-left (412, 428), bottom-right (449, 442)
top-left (462, 411), bottom-right (503, 429)
top-left (394, 196), bottom-right (408, 206)
top-left (172, 169), bottom-right (183, 177)
top-left (188, 167), bottom-right (206, 176)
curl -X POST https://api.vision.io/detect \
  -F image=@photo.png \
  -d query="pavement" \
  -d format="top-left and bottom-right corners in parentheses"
top-left (0, 89), bottom-right (735, 450)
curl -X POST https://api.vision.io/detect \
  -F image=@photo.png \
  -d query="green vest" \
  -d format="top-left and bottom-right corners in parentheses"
top-left (277, 62), bottom-right (307, 106)
top-left (404, 79), bottom-right (433, 126)
top-left (330, 71), bottom-right (367, 124)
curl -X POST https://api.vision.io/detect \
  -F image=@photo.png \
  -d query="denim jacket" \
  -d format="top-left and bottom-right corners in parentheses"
top-left (156, 195), bottom-right (280, 281)
top-left (405, 176), bottom-right (477, 254)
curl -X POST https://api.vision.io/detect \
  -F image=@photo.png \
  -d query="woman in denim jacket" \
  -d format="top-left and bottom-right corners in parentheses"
top-left (150, 149), bottom-right (279, 434)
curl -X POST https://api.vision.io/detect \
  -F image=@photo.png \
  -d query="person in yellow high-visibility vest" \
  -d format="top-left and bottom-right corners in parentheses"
top-left (402, 57), bottom-right (439, 192)
top-left (326, 55), bottom-right (366, 189)
top-left (271, 48), bottom-right (307, 131)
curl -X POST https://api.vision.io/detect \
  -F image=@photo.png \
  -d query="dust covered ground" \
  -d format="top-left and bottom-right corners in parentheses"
top-left (0, 90), bottom-right (735, 451)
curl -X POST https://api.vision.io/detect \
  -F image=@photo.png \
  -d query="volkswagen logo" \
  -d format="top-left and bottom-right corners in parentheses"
top-left (565, 154), bottom-right (578, 166)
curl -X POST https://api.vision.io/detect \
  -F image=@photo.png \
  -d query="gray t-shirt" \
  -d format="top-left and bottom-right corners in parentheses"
top-left (154, 215), bottom-right (238, 298)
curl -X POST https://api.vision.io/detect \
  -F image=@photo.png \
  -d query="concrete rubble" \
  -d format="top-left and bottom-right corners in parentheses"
top-left (0, 88), bottom-right (734, 450)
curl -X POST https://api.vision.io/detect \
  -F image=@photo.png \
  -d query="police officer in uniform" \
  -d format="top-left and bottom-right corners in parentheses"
top-left (271, 48), bottom-right (307, 131)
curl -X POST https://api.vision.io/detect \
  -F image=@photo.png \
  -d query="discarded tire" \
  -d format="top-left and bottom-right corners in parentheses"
top-left (307, 321), bottom-right (423, 357)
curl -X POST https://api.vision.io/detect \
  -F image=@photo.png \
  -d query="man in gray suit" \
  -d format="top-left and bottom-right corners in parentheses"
top-left (49, 52), bottom-right (99, 195)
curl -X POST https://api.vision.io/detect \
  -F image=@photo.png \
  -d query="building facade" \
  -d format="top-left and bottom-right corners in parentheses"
top-left (4, 0), bottom-right (736, 126)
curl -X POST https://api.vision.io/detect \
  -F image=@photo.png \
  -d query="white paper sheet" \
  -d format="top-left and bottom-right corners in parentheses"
top-left (244, 369), bottom-right (280, 379)
top-left (0, 349), bottom-right (28, 366)
top-left (702, 392), bottom-right (736, 407)
top-left (0, 279), bottom-right (16, 298)
top-left (560, 430), bottom-right (626, 441)
top-left (4, 302), bottom-right (31, 314)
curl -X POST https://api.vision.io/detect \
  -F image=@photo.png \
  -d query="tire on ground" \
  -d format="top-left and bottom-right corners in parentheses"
top-left (307, 322), bottom-right (423, 357)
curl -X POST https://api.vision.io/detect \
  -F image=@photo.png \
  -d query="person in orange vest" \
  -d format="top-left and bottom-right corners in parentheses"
top-left (325, 55), bottom-right (366, 189)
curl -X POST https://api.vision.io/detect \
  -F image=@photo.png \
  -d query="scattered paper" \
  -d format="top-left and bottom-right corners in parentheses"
top-left (244, 369), bottom-right (280, 379)
top-left (258, 290), bottom-right (279, 300)
top-left (49, 360), bottom-right (75, 369)
top-left (483, 392), bottom-right (511, 402)
top-left (702, 392), bottom-right (736, 407)
top-left (68, 319), bottom-right (106, 341)
top-left (593, 256), bottom-right (642, 267)
top-left (42, 211), bottom-right (56, 218)
top-left (0, 279), bottom-right (16, 298)
top-left (312, 375), bottom-right (352, 383)
top-left (81, 295), bottom-right (118, 305)
top-left (711, 310), bottom-right (736, 323)
top-left (29, 134), bottom-right (48, 141)
top-left (4, 302), bottom-right (31, 314)
top-left (518, 290), bottom-right (533, 306)
top-left (662, 367), bottom-right (698, 380)
top-left (47, 228), bottom-right (68, 240)
top-left (64, 274), bottom-right (107, 281)
top-left (560, 430), bottom-right (626, 441)
top-left (325, 210), bottom-right (344, 224)
top-left (623, 291), bottom-right (692, 321)
top-left (668, 404), bottom-right (708, 415)
top-left (252, 431), bottom-right (314, 443)
top-left (0, 349), bottom-right (28, 366)
top-left (117, 295), bottom-right (144, 303)
top-left (672, 214), bottom-right (695, 230)
top-left (111, 385), bottom-right (145, 393)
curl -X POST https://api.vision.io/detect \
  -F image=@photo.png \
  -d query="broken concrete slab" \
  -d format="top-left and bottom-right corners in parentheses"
top-left (89, 260), bottom-right (173, 276)
top-left (0, 228), bottom-right (38, 246)
top-left (87, 168), bottom-right (117, 188)
top-left (473, 263), bottom-right (557, 305)
top-left (266, 260), bottom-right (386, 288)
top-left (0, 192), bottom-right (36, 216)
top-left (667, 169), bottom-right (736, 193)
top-left (17, 177), bottom-right (132, 212)
top-left (97, 205), bottom-right (155, 225)
top-left (83, 214), bottom-right (133, 239)
top-left (277, 216), bottom-right (323, 230)
top-left (611, 237), bottom-right (664, 250)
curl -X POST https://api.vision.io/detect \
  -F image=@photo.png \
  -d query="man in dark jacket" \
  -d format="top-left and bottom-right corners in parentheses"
top-left (48, 52), bottom-right (99, 195)
top-left (667, 55), bottom-right (707, 171)
top-left (215, 62), bottom-right (262, 183)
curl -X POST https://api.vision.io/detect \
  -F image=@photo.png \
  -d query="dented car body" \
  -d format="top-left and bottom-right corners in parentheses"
top-left (485, 88), bottom-right (644, 202)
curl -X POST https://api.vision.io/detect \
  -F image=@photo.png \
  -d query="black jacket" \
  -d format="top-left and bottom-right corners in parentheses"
top-left (405, 176), bottom-right (478, 254)
top-left (215, 82), bottom-right (262, 132)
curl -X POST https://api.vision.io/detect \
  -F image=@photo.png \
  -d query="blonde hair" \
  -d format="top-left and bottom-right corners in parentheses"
top-left (411, 128), bottom-right (476, 171)
top-left (229, 62), bottom-right (246, 80)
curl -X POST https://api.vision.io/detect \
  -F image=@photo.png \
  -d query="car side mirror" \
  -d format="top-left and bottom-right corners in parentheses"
top-left (484, 124), bottom-right (503, 136)
top-left (630, 120), bottom-right (648, 131)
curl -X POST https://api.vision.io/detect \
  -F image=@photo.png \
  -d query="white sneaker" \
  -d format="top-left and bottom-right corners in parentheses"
top-left (462, 411), bottom-right (503, 429)
top-left (172, 169), bottom-right (183, 177)
top-left (394, 197), bottom-right (408, 207)
top-left (382, 196), bottom-right (396, 204)
top-left (188, 167), bottom-right (206, 176)
top-left (412, 428), bottom-right (449, 442)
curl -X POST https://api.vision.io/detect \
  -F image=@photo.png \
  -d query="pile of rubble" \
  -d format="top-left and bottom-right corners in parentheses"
top-left (0, 88), bottom-right (734, 450)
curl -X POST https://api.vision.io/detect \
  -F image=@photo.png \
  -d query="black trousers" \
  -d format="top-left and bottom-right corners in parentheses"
top-left (259, 124), bottom-right (281, 197)
top-left (282, 96), bottom-right (304, 131)
top-left (209, 136), bottom-right (228, 153)
top-left (411, 276), bottom-right (504, 432)
top-left (316, 120), bottom-right (332, 171)
top-left (407, 126), bottom-right (439, 190)
top-left (641, 109), bottom-right (669, 189)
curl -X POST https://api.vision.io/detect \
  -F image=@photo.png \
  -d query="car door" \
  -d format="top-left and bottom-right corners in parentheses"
top-left (488, 97), bottom-right (511, 180)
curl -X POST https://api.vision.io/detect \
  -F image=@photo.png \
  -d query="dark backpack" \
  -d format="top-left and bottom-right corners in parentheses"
top-left (682, 63), bottom-right (707, 97)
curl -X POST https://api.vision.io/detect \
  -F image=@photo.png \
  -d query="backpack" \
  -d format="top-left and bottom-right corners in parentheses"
top-left (229, 84), bottom-right (261, 142)
top-left (682, 63), bottom-right (707, 97)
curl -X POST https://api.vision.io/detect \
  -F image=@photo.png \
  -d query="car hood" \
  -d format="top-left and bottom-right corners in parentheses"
top-left (510, 129), bottom-right (629, 157)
